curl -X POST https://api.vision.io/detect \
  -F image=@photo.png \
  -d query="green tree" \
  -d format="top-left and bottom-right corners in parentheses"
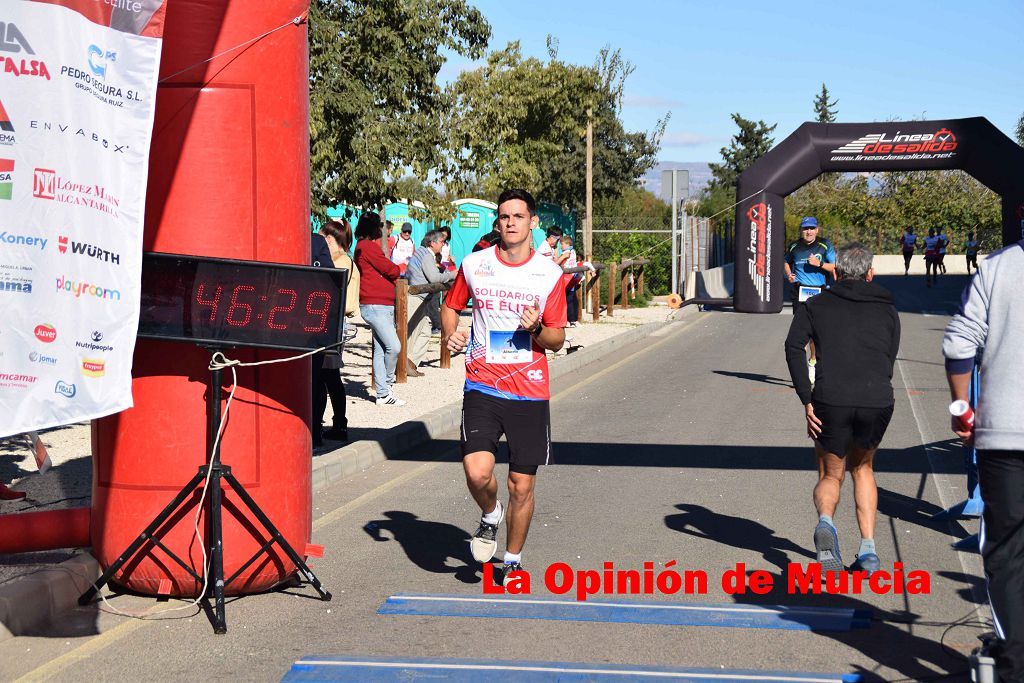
top-left (593, 187), bottom-right (673, 295)
top-left (308, 0), bottom-right (490, 222)
top-left (786, 170), bottom-right (1001, 253)
top-left (444, 42), bottom-right (665, 212)
top-left (1016, 111), bottom-right (1024, 146)
top-left (813, 83), bottom-right (838, 123)
top-left (707, 114), bottom-right (777, 192)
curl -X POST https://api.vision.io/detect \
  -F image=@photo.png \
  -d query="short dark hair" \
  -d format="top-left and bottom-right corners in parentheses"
top-left (473, 229), bottom-right (501, 253)
top-left (355, 213), bottom-right (383, 241)
top-left (546, 225), bottom-right (563, 238)
top-left (497, 188), bottom-right (537, 215)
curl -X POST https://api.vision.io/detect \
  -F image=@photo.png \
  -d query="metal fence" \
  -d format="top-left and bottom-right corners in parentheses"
top-left (591, 217), bottom-right (672, 295)
top-left (588, 216), bottom-right (735, 296)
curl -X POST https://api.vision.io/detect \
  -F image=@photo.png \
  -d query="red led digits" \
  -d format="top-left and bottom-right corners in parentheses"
top-left (225, 285), bottom-right (256, 327)
top-left (303, 291), bottom-right (331, 332)
top-left (267, 288), bottom-right (298, 330)
top-left (195, 283), bottom-right (223, 322)
top-left (140, 254), bottom-right (345, 349)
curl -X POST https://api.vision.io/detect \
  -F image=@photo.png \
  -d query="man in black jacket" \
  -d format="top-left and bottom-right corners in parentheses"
top-left (784, 242), bottom-right (900, 576)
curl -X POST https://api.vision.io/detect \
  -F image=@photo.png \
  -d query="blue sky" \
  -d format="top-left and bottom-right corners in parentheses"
top-left (441, 0), bottom-right (1023, 163)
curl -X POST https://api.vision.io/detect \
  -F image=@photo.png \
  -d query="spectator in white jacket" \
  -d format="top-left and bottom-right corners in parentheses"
top-left (943, 240), bottom-right (1024, 681)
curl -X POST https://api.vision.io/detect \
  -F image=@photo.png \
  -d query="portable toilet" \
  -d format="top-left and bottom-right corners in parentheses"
top-left (384, 200), bottom-right (435, 250)
top-left (534, 201), bottom-right (577, 251)
top-left (450, 198), bottom-right (498, 266)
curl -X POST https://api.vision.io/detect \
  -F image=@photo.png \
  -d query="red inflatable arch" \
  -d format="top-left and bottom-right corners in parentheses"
top-left (90, 0), bottom-right (314, 596)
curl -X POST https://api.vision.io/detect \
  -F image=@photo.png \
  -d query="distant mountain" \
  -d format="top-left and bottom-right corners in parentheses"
top-left (643, 162), bottom-right (712, 201)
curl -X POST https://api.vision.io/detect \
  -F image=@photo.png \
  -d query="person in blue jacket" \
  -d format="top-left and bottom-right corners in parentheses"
top-left (783, 217), bottom-right (836, 383)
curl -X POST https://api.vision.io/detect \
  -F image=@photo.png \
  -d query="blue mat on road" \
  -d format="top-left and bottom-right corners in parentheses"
top-left (377, 594), bottom-right (872, 632)
top-left (283, 655), bottom-right (861, 682)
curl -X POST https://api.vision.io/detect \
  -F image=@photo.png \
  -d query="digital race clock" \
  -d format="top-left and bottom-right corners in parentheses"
top-left (138, 252), bottom-right (349, 351)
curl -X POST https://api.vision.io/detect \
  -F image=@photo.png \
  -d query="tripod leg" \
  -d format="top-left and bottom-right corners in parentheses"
top-left (79, 470), bottom-right (207, 606)
top-left (223, 473), bottom-right (332, 601)
top-left (208, 467), bottom-right (228, 633)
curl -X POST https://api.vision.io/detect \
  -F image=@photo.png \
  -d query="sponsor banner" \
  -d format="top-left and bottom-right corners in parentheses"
top-left (0, 2), bottom-right (165, 438)
top-left (736, 195), bottom-right (778, 309)
top-left (828, 127), bottom-right (959, 164)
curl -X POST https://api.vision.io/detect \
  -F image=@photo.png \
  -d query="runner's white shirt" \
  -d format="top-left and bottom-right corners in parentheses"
top-left (445, 246), bottom-right (567, 400)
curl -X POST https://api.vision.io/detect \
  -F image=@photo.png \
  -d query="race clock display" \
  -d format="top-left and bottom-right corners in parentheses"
top-left (138, 252), bottom-right (348, 351)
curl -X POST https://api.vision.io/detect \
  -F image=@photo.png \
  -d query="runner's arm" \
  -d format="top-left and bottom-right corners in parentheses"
top-left (818, 243), bottom-right (837, 274)
top-left (442, 270), bottom-right (470, 352)
top-left (530, 324), bottom-right (565, 352)
top-left (784, 308), bottom-right (814, 405)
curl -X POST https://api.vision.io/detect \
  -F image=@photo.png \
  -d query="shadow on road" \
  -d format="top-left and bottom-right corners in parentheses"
top-left (662, 501), bottom-right (978, 680)
top-left (363, 511), bottom-right (480, 584)
top-left (731, 568), bottom-right (973, 682)
top-left (711, 371), bottom-right (792, 387)
top-left (665, 503), bottom-right (813, 571)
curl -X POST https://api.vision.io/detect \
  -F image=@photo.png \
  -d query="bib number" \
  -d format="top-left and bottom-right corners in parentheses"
top-left (486, 329), bottom-right (533, 364)
top-left (798, 286), bottom-right (822, 302)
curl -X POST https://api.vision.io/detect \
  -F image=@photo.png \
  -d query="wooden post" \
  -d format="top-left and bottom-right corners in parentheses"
top-left (585, 108), bottom-right (593, 261)
top-left (637, 264), bottom-right (645, 299)
top-left (440, 337), bottom-right (451, 369)
top-left (589, 270), bottom-right (599, 322)
top-left (620, 265), bottom-right (629, 310)
top-left (608, 262), bottom-right (616, 317)
top-left (575, 279), bottom-right (584, 324)
top-left (394, 279), bottom-right (409, 382)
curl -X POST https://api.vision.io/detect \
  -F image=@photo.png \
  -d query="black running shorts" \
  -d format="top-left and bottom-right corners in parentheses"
top-left (813, 402), bottom-right (894, 455)
top-left (461, 390), bottom-right (552, 472)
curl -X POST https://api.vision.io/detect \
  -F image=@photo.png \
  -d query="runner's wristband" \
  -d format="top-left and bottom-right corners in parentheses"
top-left (530, 323), bottom-right (543, 336)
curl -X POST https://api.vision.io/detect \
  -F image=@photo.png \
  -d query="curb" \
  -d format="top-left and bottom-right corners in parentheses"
top-left (0, 314), bottom-right (678, 643)
top-left (0, 553), bottom-right (99, 642)
top-left (310, 317), bottom-right (673, 491)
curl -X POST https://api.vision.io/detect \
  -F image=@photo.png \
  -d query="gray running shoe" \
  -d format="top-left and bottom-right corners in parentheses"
top-left (813, 520), bottom-right (844, 572)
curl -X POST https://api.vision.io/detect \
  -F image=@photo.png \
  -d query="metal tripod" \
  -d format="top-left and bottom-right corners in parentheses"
top-left (78, 349), bottom-right (331, 633)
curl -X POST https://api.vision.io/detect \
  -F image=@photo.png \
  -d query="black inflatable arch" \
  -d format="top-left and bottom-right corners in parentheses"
top-left (733, 117), bottom-right (1024, 313)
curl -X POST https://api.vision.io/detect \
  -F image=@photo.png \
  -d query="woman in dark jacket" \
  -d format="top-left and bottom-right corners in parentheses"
top-left (353, 214), bottom-right (406, 406)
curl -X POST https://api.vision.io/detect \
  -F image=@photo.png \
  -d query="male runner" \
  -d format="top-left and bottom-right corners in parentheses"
top-left (442, 188), bottom-right (567, 586)
top-left (923, 228), bottom-right (940, 287)
top-left (898, 228), bottom-right (917, 275)
top-left (783, 217), bottom-right (836, 383)
top-left (965, 232), bottom-right (980, 274)
top-left (785, 243), bottom-right (899, 576)
top-left (937, 228), bottom-right (950, 274)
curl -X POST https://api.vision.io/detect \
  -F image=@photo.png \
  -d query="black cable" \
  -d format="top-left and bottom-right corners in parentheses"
top-left (869, 603), bottom-right (992, 681)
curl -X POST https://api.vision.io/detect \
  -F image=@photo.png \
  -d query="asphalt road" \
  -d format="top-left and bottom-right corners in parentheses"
top-left (0, 274), bottom-right (983, 682)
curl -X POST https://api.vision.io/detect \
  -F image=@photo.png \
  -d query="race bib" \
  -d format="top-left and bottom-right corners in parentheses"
top-left (486, 329), bottom-right (533, 364)
top-left (798, 286), bottom-right (822, 302)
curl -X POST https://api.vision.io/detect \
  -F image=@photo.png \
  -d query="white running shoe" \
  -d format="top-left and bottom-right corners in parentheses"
top-left (376, 393), bottom-right (406, 406)
top-left (470, 501), bottom-right (505, 563)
